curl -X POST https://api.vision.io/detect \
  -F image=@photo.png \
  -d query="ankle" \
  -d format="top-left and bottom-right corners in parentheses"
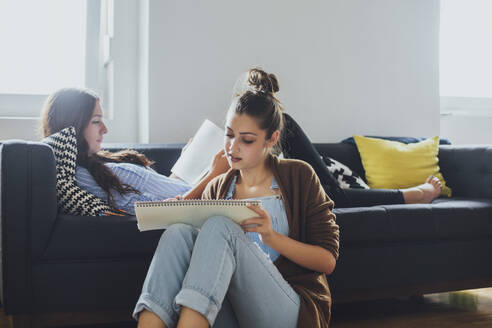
top-left (138, 310), bottom-right (167, 328)
top-left (177, 307), bottom-right (209, 328)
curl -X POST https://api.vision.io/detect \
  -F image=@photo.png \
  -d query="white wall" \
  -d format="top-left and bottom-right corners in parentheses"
top-left (147, 0), bottom-right (440, 143)
top-left (0, 0), bottom-right (441, 144)
top-left (0, 118), bottom-right (39, 140)
top-left (0, 1), bottom-right (141, 143)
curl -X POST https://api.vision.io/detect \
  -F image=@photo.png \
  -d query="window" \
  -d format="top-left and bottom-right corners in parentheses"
top-left (440, 0), bottom-right (492, 116)
top-left (0, 0), bottom-right (111, 117)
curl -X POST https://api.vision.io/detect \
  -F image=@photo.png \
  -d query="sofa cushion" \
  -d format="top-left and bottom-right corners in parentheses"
top-left (353, 135), bottom-right (452, 197)
top-left (342, 136), bottom-right (452, 145)
top-left (333, 198), bottom-right (492, 247)
top-left (42, 127), bottom-right (115, 216)
top-left (41, 214), bottom-right (163, 260)
top-left (321, 155), bottom-right (369, 189)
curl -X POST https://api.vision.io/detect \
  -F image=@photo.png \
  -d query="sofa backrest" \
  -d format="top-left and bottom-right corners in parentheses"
top-left (438, 145), bottom-right (492, 198)
top-left (106, 142), bottom-right (492, 199)
top-left (314, 142), bottom-right (492, 199)
top-left (314, 143), bottom-right (366, 180)
top-left (102, 143), bottom-right (185, 176)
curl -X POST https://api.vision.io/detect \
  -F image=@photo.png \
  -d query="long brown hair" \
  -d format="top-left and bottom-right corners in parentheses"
top-left (40, 87), bottom-right (153, 207)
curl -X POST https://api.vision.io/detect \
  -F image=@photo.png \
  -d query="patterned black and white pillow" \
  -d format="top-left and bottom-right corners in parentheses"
top-left (321, 155), bottom-right (370, 189)
top-left (42, 126), bottom-right (116, 216)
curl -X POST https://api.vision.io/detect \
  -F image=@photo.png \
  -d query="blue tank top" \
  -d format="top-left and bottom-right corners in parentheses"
top-left (225, 174), bottom-right (289, 262)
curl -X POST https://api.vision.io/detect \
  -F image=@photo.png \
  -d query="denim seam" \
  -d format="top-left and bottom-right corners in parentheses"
top-left (240, 234), bottom-right (300, 306)
top-left (215, 236), bottom-right (233, 304)
top-left (184, 224), bottom-right (231, 309)
top-left (140, 292), bottom-right (176, 319)
top-left (134, 292), bottom-right (177, 326)
top-left (179, 285), bottom-right (221, 309)
top-left (217, 217), bottom-right (299, 306)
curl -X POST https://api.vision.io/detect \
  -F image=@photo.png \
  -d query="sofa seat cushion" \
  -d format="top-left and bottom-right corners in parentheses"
top-left (333, 198), bottom-right (492, 247)
top-left (41, 215), bottom-right (163, 261)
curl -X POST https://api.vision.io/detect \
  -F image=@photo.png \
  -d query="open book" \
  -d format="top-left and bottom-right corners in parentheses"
top-left (134, 199), bottom-right (261, 231)
top-left (171, 119), bottom-right (224, 185)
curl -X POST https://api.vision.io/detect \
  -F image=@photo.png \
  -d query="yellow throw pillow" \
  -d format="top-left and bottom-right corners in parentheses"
top-left (353, 135), bottom-right (451, 197)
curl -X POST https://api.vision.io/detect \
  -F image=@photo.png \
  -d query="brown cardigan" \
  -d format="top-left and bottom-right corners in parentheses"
top-left (202, 154), bottom-right (340, 327)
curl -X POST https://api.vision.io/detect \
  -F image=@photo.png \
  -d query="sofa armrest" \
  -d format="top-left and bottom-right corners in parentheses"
top-left (438, 145), bottom-right (492, 198)
top-left (0, 140), bottom-right (57, 312)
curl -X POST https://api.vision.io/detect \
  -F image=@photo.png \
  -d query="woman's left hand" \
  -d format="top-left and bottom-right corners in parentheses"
top-left (209, 149), bottom-right (230, 176)
top-left (240, 204), bottom-right (277, 245)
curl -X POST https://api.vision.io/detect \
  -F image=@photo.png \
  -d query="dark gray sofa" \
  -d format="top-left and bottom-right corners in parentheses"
top-left (1, 140), bottom-right (492, 327)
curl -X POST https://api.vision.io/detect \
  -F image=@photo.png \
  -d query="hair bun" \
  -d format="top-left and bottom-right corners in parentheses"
top-left (268, 73), bottom-right (279, 93)
top-left (247, 68), bottom-right (280, 94)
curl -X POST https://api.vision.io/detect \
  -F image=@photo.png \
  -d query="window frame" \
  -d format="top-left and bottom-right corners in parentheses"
top-left (0, 0), bottom-right (105, 118)
top-left (439, 0), bottom-right (492, 117)
top-left (440, 96), bottom-right (492, 117)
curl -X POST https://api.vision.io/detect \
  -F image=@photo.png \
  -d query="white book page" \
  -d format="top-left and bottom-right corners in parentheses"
top-left (171, 119), bottom-right (224, 185)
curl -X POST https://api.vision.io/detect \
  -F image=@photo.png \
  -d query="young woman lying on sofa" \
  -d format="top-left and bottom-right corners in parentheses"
top-left (40, 77), bottom-right (442, 214)
top-left (279, 112), bottom-right (443, 208)
top-left (40, 87), bottom-right (231, 215)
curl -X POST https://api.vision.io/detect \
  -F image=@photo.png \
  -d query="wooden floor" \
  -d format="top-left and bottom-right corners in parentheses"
top-left (1, 287), bottom-right (492, 327)
top-left (331, 287), bottom-right (492, 327)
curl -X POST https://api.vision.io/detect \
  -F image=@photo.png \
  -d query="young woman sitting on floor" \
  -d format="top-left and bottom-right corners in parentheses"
top-left (134, 67), bottom-right (339, 328)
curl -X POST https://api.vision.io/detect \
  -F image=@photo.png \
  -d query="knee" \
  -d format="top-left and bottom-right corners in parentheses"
top-left (160, 223), bottom-right (198, 245)
top-left (164, 223), bottom-right (198, 236)
top-left (200, 216), bottom-right (241, 236)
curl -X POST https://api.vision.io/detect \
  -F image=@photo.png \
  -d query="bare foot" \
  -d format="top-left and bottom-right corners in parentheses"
top-left (402, 176), bottom-right (442, 204)
top-left (419, 176), bottom-right (443, 203)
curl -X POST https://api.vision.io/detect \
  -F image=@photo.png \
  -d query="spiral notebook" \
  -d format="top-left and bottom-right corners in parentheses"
top-left (134, 199), bottom-right (262, 231)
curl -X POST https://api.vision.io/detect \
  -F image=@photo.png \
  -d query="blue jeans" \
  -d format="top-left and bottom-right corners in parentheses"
top-left (133, 216), bottom-right (300, 327)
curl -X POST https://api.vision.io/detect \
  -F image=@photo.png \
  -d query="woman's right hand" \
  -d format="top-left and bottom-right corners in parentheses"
top-left (209, 149), bottom-right (230, 176)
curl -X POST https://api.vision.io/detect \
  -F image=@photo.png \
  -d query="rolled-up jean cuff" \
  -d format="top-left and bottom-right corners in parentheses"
top-left (174, 288), bottom-right (220, 326)
top-left (133, 292), bottom-right (176, 327)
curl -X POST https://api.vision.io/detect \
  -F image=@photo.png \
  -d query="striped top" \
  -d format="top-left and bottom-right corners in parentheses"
top-left (225, 174), bottom-right (289, 262)
top-left (75, 163), bottom-right (192, 215)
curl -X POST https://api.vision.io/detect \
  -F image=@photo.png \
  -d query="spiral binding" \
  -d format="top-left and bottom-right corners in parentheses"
top-left (135, 199), bottom-right (261, 208)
